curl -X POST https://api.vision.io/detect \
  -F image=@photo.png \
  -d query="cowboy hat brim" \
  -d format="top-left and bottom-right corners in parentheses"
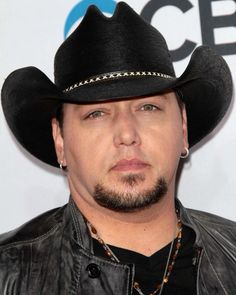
top-left (1, 45), bottom-right (232, 167)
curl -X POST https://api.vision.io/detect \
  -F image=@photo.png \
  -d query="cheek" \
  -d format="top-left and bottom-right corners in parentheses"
top-left (164, 124), bottom-right (184, 158)
top-left (64, 137), bottom-right (93, 168)
top-left (147, 118), bottom-right (183, 145)
top-left (64, 130), bottom-right (111, 178)
top-left (145, 123), bottom-right (183, 165)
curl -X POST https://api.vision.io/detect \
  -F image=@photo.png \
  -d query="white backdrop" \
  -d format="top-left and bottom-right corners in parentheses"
top-left (0, 0), bottom-right (236, 234)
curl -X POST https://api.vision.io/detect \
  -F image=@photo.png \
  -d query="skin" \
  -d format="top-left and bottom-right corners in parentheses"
top-left (52, 91), bottom-right (188, 256)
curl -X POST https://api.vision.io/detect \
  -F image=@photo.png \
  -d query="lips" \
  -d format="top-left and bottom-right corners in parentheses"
top-left (111, 159), bottom-right (149, 172)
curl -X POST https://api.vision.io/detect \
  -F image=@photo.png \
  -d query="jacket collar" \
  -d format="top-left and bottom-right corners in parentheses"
top-left (66, 197), bottom-right (93, 251)
top-left (67, 196), bottom-right (203, 251)
top-left (176, 198), bottom-right (202, 247)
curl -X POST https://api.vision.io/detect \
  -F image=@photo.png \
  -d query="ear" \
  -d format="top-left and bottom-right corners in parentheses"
top-left (51, 118), bottom-right (67, 167)
top-left (181, 105), bottom-right (189, 153)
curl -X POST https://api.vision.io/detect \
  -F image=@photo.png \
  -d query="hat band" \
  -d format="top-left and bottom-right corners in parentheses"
top-left (63, 70), bottom-right (174, 93)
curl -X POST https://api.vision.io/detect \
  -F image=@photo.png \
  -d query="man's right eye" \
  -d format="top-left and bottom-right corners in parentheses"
top-left (86, 110), bottom-right (105, 119)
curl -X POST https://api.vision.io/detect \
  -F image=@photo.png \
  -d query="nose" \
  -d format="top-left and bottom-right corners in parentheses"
top-left (113, 112), bottom-right (141, 148)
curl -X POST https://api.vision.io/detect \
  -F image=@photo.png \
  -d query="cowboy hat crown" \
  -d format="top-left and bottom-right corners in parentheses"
top-left (1, 2), bottom-right (233, 167)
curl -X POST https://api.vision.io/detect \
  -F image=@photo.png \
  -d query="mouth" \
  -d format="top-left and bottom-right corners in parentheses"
top-left (111, 159), bottom-right (150, 172)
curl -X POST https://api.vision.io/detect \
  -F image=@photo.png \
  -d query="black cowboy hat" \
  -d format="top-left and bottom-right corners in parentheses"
top-left (1, 2), bottom-right (233, 167)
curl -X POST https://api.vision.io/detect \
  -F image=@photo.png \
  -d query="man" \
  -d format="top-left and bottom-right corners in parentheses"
top-left (0, 2), bottom-right (235, 294)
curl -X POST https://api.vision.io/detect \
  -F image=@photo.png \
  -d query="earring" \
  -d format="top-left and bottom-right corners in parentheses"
top-left (59, 160), bottom-right (67, 170)
top-left (180, 147), bottom-right (189, 159)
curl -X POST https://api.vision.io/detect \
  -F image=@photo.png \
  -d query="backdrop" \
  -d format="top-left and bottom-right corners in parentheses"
top-left (1, 0), bottom-right (236, 233)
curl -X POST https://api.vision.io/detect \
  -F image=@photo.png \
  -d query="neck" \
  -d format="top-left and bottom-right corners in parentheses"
top-left (72, 191), bottom-right (178, 256)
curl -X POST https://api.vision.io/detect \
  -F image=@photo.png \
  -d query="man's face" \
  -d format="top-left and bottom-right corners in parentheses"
top-left (52, 92), bottom-right (188, 212)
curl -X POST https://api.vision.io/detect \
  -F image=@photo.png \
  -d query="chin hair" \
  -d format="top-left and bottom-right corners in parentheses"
top-left (93, 177), bottom-right (168, 213)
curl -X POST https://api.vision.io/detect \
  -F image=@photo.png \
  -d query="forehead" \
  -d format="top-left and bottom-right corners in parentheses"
top-left (63, 91), bottom-right (177, 111)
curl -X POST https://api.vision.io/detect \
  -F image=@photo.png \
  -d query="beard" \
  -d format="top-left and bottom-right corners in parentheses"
top-left (93, 174), bottom-right (168, 213)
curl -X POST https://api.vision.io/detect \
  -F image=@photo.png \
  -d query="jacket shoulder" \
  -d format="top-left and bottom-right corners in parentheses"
top-left (0, 205), bottom-right (66, 248)
top-left (186, 208), bottom-right (236, 244)
top-left (187, 208), bottom-right (236, 229)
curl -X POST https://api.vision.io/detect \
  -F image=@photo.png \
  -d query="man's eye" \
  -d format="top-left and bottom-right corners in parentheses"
top-left (140, 104), bottom-right (158, 111)
top-left (86, 110), bottom-right (104, 119)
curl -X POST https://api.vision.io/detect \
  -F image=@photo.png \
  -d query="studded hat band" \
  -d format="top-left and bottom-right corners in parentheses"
top-left (63, 70), bottom-right (174, 93)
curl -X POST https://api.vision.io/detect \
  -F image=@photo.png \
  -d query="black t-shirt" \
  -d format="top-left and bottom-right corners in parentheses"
top-left (93, 225), bottom-right (197, 295)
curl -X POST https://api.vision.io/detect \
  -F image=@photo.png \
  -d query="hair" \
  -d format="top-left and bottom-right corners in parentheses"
top-left (55, 103), bottom-right (64, 130)
top-left (175, 89), bottom-right (185, 110)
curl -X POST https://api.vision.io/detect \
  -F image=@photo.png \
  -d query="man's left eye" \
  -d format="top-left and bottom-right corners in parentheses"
top-left (140, 104), bottom-right (158, 111)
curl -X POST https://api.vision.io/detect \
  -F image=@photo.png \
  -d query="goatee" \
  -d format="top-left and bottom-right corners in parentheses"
top-left (93, 176), bottom-right (168, 213)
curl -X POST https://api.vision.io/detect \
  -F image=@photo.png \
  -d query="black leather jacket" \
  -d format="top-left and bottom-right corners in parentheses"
top-left (0, 198), bottom-right (235, 294)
